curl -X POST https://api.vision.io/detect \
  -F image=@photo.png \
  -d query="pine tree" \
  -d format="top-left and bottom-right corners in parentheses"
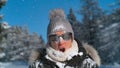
top-left (67, 8), bottom-right (76, 23)
top-left (0, 0), bottom-right (6, 9)
top-left (67, 8), bottom-right (83, 41)
top-left (78, 0), bottom-right (103, 48)
top-left (0, 0), bottom-right (7, 41)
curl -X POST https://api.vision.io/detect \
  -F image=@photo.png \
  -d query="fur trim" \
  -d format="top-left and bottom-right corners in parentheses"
top-left (49, 8), bottom-right (65, 21)
top-left (28, 49), bottom-right (40, 64)
top-left (82, 43), bottom-right (101, 66)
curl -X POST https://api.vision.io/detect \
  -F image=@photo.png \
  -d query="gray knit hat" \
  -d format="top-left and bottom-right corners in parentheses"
top-left (47, 8), bottom-right (74, 40)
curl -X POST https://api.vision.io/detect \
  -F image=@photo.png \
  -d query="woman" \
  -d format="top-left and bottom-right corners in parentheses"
top-left (29, 8), bottom-right (100, 68)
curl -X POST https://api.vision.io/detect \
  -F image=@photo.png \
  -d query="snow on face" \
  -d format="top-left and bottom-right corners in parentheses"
top-left (52, 24), bottom-right (65, 33)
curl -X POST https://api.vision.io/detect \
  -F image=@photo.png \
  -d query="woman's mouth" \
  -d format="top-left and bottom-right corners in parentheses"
top-left (59, 48), bottom-right (65, 52)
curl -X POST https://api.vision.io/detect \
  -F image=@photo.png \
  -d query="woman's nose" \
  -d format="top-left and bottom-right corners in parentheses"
top-left (58, 37), bottom-right (64, 44)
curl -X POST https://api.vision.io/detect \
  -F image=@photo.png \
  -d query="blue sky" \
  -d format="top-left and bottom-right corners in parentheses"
top-left (1, 0), bottom-right (115, 42)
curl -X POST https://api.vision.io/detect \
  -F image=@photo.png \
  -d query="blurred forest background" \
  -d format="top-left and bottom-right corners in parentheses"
top-left (0, 0), bottom-right (120, 67)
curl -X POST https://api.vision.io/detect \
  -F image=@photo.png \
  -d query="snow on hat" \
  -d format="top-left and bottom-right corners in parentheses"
top-left (47, 8), bottom-right (74, 40)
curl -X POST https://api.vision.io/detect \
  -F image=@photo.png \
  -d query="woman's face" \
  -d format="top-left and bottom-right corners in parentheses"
top-left (49, 31), bottom-right (72, 52)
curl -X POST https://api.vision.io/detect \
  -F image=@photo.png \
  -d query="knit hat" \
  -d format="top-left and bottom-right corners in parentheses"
top-left (47, 8), bottom-right (74, 40)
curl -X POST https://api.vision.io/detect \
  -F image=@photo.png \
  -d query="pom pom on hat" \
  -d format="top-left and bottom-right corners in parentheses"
top-left (49, 8), bottom-right (65, 21)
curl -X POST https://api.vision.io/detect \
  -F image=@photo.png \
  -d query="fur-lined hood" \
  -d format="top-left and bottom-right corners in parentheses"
top-left (82, 43), bottom-right (101, 66)
top-left (29, 40), bottom-right (101, 66)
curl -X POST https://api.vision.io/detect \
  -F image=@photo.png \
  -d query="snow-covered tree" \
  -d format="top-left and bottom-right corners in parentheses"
top-left (0, 25), bottom-right (45, 62)
top-left (68, 0), bottom-right (120, 65)
top-left (78, 0), bottom-right (104, 47)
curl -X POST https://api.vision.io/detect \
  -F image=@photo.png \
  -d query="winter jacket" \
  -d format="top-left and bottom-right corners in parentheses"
top-left (29, 40), bottom-right (100, 68)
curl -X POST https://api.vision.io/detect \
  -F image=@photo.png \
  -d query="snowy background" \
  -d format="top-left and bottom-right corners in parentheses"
top-left (0, 62), bottom-right (120, 68)
top-left (0, 0), bottom-right (120, 68)
top-left (0, 62), bottom-right (28, 68)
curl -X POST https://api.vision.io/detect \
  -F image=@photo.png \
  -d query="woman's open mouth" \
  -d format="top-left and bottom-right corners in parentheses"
top-left (59, 48), bottom-right (65, 52)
